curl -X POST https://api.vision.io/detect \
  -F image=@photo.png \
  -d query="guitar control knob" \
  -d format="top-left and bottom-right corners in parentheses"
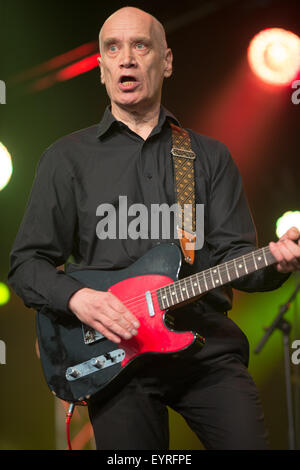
top-left (104, 353), bottom-right (116, 363)
top-left (67, 367), bottom-right (81, 378)
top-left (91, 358), bottom-right (105, 369)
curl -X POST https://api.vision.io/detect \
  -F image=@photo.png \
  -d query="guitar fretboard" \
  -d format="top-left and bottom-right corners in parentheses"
top-left (156, 245), bottom-right (276, 310)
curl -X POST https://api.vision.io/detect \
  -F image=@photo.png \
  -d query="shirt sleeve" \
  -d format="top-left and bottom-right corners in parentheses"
top-left (7, 145), bottom-right (85, 314)
top-left (204, 140), bottom-right (290, 292)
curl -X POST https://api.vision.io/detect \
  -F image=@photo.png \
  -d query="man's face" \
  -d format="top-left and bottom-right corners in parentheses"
top-left (98, 10), bottom-right (172, 111)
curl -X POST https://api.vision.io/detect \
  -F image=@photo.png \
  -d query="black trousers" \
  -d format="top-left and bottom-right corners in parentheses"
top-left (88, 352), bottom-right (269, 450)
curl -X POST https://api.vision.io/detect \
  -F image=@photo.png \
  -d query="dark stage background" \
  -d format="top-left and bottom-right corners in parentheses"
top-left (0, 0), bottom-right (299, 450)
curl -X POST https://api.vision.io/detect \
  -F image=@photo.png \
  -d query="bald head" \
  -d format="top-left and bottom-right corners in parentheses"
top-left (99, 7), bottom-right (168, 56)
top-left (97, 6), bottom-right (173, 116)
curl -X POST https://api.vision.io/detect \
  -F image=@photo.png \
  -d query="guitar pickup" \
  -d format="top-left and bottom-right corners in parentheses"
top-left (145, 291), bottom-right (155, 317)
top-left (82, 324), bottom-right (105, 345)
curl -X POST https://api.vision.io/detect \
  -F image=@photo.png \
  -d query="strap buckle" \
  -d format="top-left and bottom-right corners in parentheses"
top-left (171, 148), bottom-right (196, 160)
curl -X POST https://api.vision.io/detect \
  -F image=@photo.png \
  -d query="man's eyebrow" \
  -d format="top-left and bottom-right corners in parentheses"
top-left (103, 37), bottom-right (120, 46)
top-left (131, 36), bottom-right (151, 43)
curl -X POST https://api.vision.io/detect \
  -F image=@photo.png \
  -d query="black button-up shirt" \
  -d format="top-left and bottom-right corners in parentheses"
top-left (8, 106), bottom-right (288, 321)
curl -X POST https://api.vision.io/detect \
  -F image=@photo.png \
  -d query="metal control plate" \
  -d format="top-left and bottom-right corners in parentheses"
top-left (66, 349), bottom-right (125, 381)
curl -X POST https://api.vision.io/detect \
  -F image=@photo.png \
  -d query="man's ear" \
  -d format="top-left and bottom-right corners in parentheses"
top-left (164, 48), bottom-right (173, 78)
top-left (98, 55), bottom-right (105, 84)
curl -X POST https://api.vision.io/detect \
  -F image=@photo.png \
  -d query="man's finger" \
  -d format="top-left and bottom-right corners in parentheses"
top-left (96, 310), bottom-right (137, 339)
top-left (108, 293), bottom-right (140, 329)
top-left (270, 240), bottom-right (300, 273)
top-left (92, 321), bottom-right (122, 344)
top-left (279, 226), bottom-right (300, 242)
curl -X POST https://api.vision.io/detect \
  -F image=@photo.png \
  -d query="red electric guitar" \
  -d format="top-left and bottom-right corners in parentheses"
top-left (36, 241), bottom-right (279, 403)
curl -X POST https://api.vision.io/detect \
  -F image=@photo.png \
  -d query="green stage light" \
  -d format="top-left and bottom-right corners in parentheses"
top-left (276, 211), bottom-right (300, 238)
top-left (0, 142), bottom-right (13, 191)
top-left (0, 283), bottom-right (10, 306)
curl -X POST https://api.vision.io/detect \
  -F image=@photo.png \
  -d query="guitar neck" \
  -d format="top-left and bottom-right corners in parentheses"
top-left (157, 245), bottom-right (276, 310)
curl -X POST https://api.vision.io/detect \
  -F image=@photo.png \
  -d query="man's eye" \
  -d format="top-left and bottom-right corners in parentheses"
top-left (136, 43), bottom-right (145, 50)
top-left (109, 45), bottom-right (118, 52)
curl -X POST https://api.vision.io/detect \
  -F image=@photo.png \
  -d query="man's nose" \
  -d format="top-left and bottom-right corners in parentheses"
top-left (120, 45), bottom-right (136, 68)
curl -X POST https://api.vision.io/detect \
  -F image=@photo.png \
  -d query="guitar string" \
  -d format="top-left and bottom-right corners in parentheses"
top-left (120, 246), bottom-right (273, 310)
top-left (113, 246), bottom-right (274, 311)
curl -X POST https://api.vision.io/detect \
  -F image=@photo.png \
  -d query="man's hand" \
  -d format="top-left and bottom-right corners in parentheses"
top-left (269, 226), bottom-right (300, 273)
top-left (68, 288), bottom-right (140, 344)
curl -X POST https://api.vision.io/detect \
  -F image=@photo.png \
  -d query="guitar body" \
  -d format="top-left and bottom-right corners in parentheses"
top-left (36, 244), bottom-right (205, 403)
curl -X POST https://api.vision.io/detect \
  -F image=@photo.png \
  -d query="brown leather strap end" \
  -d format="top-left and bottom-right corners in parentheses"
top-left (177, 227), bottom-right (196, 265)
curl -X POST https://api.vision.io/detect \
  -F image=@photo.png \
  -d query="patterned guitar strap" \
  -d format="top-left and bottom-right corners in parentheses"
top-left (170, 122), bottom-right (197, 265)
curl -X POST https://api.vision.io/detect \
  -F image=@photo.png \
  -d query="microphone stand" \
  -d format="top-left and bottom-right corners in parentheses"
top-left (255, 281), bottom-right (300, 450)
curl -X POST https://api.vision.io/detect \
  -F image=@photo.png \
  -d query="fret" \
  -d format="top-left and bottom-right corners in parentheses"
top-left (160, 291), bottom-right (166, 310)
top-left (159, 287), bottom-right (168, 309)
top-left (211, 268), bottom-right (221, 286)
top-left (156, 288), bottom-right (161, 309)
top-left (265, 247), bottom-right (276, 265)
top-left (200, 272), bottom-right (208, 292)
top-left (164, 285), bottom-right (171, 308)
top-left (165, 285), bottom-right (173, 308)
top-left (245, 252), bottom-right (256, 274)
top-left (184, 277), bottom-right (193, 299)
top-left (210, 269), bottom-right (216, 288)
top-left (225, 261), bottom-right (231, 282)
top-left (157, 244), bottom-right (279, 311)
top-left (233, 259), bottom-right (239, 278)
top-left (185, 278), bottom-right (191, 299)
top-left (202, 271), bottom-right (213, 290)
top-left (262, 247), bottom-right (267, 266)
top-left (243, 255), bottom-right (248, 274)
top-left (254, 251), bottom-right (266, 269)
top-left (237, 257), bottom-right (246, 276)
top-left (169, 285), bottom-right (178, 305)
top-left (180, 279), bottom-right (188, 301)
top-left (217, 265), bottom-right (223, 285)
top-left (178, 283), bottom-right (184, 302)
top-left (203, 272), bottom-right (209, 290)
top-left (172, 283), bottom-right (180, 304)
top-left (193, 274), bottom-right (202, 294)
top-left (252, 251), bottom-right (258, 270)
top-left (190, 276), bottom-right (196, 297)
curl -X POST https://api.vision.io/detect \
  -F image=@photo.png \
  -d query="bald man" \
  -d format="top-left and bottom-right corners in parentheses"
top-left (8, 7), bottom-right (300, 450)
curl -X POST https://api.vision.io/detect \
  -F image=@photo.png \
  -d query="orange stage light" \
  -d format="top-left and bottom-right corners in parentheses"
top-left (248, 28), bottom-right (300, 86)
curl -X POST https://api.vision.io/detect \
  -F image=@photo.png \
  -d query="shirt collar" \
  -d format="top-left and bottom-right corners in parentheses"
top-left (96, 105), bottom-right (180, 139)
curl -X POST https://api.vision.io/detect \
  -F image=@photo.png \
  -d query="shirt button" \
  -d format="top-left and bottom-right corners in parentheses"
top-left (146, 174), bottom-right (153, 180)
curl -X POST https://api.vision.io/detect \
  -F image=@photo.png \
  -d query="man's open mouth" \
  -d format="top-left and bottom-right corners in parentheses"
top-left (119, 76), bottom-right (139, 90)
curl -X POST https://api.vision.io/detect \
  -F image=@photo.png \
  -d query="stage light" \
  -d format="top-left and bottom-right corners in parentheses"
top-left (276, 211), bottom-right (300, 238)
top-left (56, 53), bottom-right (99, 82)
top-left (0, 283), bottom-right (10, 306)
top-left (0, 142), bottom-right (13, 191)
top-left (248, 28), bottom-right (300, 86)
top-left (11, 41), bottom-right (97, 85)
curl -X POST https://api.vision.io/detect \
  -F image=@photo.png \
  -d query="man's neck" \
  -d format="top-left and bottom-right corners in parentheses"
top-left (111, 102), bottom-right (161, 140)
